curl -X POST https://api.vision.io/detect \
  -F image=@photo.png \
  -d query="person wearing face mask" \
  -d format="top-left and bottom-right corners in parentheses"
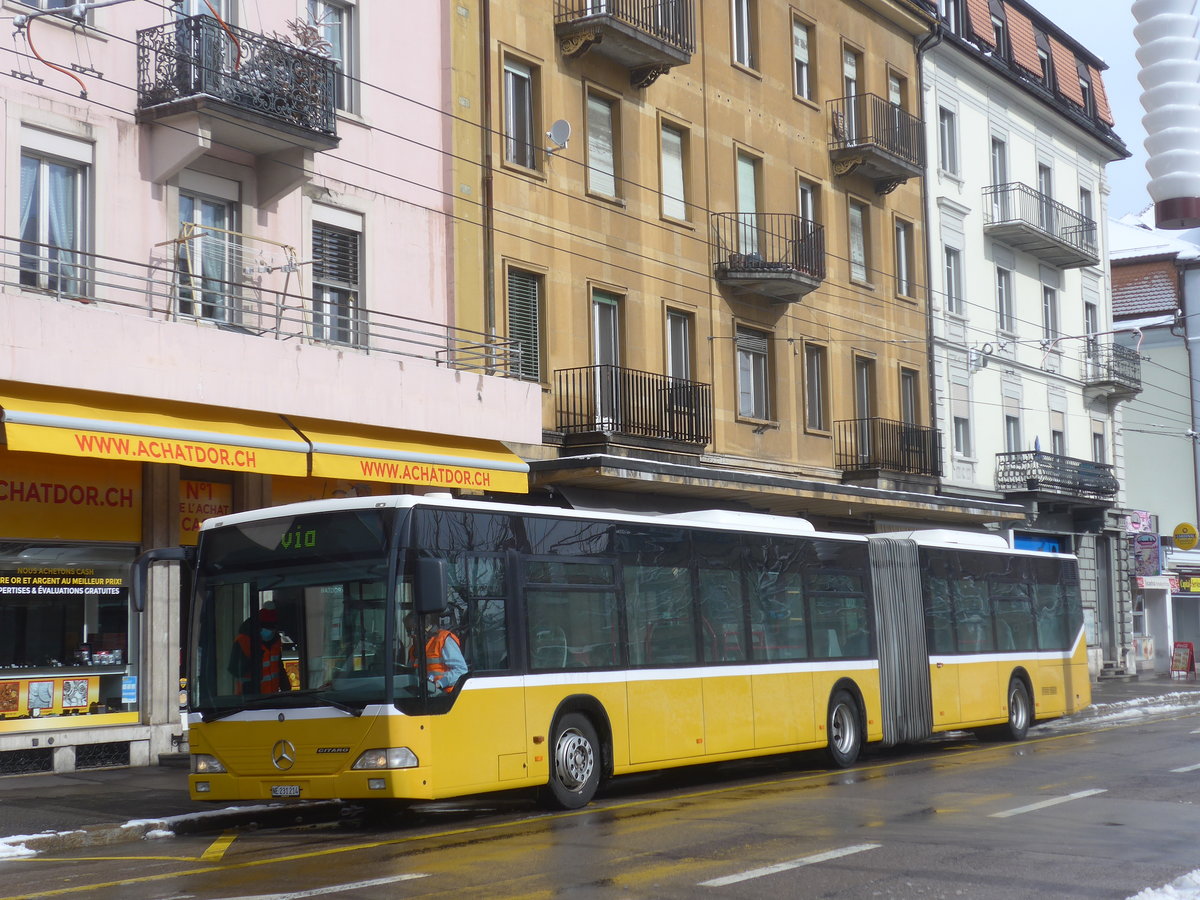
top-left (228, 605), bottom-right (291, 694)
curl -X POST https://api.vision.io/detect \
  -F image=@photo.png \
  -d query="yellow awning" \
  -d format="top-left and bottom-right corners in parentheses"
top-left (289, 416), bottom-right (529, 494)
top-left (0, 383), bottom-right (309, 477)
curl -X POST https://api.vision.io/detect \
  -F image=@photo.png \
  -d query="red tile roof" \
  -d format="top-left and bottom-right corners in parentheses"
top-left (1111, 259), bottom-right (1179, 317)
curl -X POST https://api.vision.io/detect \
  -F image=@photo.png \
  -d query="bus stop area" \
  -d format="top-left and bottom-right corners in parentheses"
top-left (2, 675), bottom-right (1199, 859)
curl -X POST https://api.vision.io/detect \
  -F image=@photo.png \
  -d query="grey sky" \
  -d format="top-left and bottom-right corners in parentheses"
top-left (1027, 0), bottom-right (1149, 217)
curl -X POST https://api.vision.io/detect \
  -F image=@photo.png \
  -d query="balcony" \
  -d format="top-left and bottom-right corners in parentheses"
top-left (711, 213), bottom-right (825, 302)
top-left (554, 0), bottom-right (695, 87)
top-left (995, 451), bottom-right (1119, 501)
top-left (982, 183), bottom-right (1099, 269)
top-left (834, 418), bottom-right (942, 478)
top-left (3, 235), bottom-right (521, 376)
top-left (555, 365), bottom-right (711, 451)
top-left (1083, 342), bottom-right (1142, 400)
top-left (136, 15), bottom-right (338, 182)
top-left (828, 94), bottom-right (924, 193)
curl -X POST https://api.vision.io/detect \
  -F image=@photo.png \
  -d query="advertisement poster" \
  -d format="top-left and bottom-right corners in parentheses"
top-left (1130, 533), bottom-right (1163, 578)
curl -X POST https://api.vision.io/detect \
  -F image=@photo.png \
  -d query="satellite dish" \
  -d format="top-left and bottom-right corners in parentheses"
top-left (546, 119), bottom-right (571, 154)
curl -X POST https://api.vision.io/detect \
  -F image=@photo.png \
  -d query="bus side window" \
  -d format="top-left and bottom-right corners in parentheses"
top-left (697, 567), bottom-right (746, 662)
top-left (922, 549), bottom-right (957, 654)
top-left (953, 559), bottom-right (995, 652)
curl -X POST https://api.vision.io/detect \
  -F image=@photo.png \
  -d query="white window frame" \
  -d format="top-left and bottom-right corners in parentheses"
top-left (804, 343), bottom-right (828, 431)
top-left (894, 218), bottom-right (914, 297)
top-left (938, 106), bottom-right (959, 175)
top-left (996, 266), bottom-right (1014, 333)
top-left (792, 17), bottom-right (812, 100)
top-left (309, 0), bottom-right (356, 113)
top-left (849, 199), bottom-right (868, 282)
top-left (586, 91), bottom-right (618, 198)
top-left (507, 266), bottom-right (543, 382)
top-left (660, 122), bottom-right (688, 220)
top-left (503, 57), bottom-right (537, 170)
top-left (736, 325), bottom-right (770, 420)
top-left (1042, 285), bottom-right (1059, 340)
top-left (19, 130), bottom-right (91, 296)
top-left (311, 207), bottom-right (364, 347)
top-left (944, 245), bottom-right (963, 315)
top-left (732, 0), bottom-right (756, 69)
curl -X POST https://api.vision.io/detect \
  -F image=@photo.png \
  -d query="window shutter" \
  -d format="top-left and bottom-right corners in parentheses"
top-left (313, 224), bottom-right (359, 286)
top-left (507, 268), bottom-right (541, 381)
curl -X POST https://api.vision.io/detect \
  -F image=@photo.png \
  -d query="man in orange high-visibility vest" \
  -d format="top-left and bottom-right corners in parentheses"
top-left (405, 613), bottom-right (467, 693)
top-left (229, 606), bottom-right (291, 694)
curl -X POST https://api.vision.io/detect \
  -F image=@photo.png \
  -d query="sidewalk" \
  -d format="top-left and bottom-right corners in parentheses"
top-left (2, 674), bottom-right (1199, 858)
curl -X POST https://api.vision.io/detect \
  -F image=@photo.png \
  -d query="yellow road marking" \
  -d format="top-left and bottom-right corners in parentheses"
top-left (2, 713), bottom-right (1194, 900)
top-left (201, 830), bottom-right (238, 861)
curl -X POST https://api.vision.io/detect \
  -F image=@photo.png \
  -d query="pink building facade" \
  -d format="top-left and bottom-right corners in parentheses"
top-left (0, 1), bottom-right (537, 772)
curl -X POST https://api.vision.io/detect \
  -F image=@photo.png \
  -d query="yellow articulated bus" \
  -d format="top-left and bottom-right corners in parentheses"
top-left (133, 495), bottom-right (1089, 810)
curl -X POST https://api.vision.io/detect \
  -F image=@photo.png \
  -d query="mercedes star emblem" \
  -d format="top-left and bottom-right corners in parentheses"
top-left (271, 739), bottom-right (296, 771)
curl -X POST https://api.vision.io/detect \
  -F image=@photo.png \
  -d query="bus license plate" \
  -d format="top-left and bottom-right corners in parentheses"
top-left (271, 785), bottom-right (301, 798)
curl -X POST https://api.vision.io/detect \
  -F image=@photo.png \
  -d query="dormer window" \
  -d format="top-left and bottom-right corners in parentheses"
top-left (992, 15), bottom-right (1008, 59)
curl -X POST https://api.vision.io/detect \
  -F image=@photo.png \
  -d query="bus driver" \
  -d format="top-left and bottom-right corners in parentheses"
top-left (405, 613), bottom-right (467, 693)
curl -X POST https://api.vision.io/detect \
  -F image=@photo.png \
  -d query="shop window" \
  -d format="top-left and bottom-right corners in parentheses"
top-left (0, 543), bottom-right (138, 722)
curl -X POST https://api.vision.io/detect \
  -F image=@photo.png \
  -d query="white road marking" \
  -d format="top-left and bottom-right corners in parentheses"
top-left (216, 874), bottom-right (429, 899)
top-left (989, 788), bottom-right (1106, 818)
top-left (699, 843), bottom-right (881, 887)
top-left (1170, 762), bottom-right (1200, 773)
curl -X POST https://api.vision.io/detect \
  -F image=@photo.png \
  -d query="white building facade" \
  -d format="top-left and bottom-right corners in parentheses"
top-left (923, 0), bottom-right (1134, 677)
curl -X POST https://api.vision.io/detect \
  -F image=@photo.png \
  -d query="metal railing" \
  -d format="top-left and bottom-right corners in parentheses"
top-left (995, 450), bottom-right (1119, 499)
top-left (711, 213), bottom-right (825, 281)
top-left (827, 94), bottom-right (924, 168)
top-left (2, 236), bottom-right (523, 376)
top-left (553, 0), bottom-right (696, 54)
top-left (982, 182), bottom-right (1098, 258)
top-left (137, 15), bottom-right (338, 139)
top-left (1083, 342), bottom-right (1142, 393)
top-left (555, 364), bottom-right (712, 444)
top-left (834, 417), bottom-right (942, 476)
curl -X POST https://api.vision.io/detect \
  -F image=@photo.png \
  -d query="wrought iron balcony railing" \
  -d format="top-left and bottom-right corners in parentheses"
top-left (827, 94), bottom-right (924, 192)
top-left (982, 182), bottom-right (1098, 268)
top-left (554, 0), bottom-right (695, 86)
top-left (995, 451), bottom-right (1119, 500)
top-left (136, 15), bottom-right (338, 147)
top-left (711, 213), bottom-right (825, 302)
top-left (555, 365), bottom-right (712, 445)
top-left (834, 418), bottom-right (942, 476)
top-left (4, 235), bottom-right (522, 376)
top-left (1083, 342), bottom-right (1142, 396)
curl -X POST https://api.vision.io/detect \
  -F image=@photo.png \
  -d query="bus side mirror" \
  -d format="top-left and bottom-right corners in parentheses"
top-left (413, 557), bottom-right (448, 615)
top-left (131, 547), bottom-right (193, 613)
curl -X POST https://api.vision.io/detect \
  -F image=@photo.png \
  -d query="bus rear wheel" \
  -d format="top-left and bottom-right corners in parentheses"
top-left (825, 689), bottom-right (862, 768)
top-left (979, 677), bottom-right (1031, 742)
top-left (540, 712), bottom-right (601, 810)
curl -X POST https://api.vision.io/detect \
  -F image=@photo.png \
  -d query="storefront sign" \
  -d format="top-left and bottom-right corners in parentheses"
top-left (1171, 641), bottom-right (1197, 679)
top-left (1130, 533), bottom-right (1163, 577)
top-left (122, 676), bottom-right (137, 705)
top-left (1126, 510), bottom-right (1152, 533)
top-left (1137, 575), bottom-right (1179, 591)
top-left (1175, 522), bottom-right (1199, 551)
top-left (0, 449), bottom-right (140, 541)
top-left (0, 677), bottom-right (98, 718)
top-left (178, 481), bottom-right (233, 546)
top-left (1178, 576), bottom-right (1200, 593)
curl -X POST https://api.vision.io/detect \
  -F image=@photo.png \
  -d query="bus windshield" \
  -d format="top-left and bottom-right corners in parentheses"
top-left (189, 507), bottom-right (426, 717)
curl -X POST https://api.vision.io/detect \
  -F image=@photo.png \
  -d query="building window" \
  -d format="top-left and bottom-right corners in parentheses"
top-left (309, 0), bottom-right (354, 112)
top-left (1051, 410), bottom-right (1066, 456)
top-left (894, 219), bottom-right (914, 297)
top-left (996, 266), bottom-right (1014, 332)
top-left (660, 122), bottom-right (688, 220)
top-left (900, 368), bottom-right (919, 425)
top-left (19, 150), bottom-right (86, 295)
top-left (667, 309), bottom-right (692, 381)
top-left (736, 150), bottom-right (761, 255)
top-left (177, 190), bottom-right (237, 322)
top-left (849, 199), bottom-right (869, 282)
top-left (736, 325), bottom-right (769, 420)
top-left (1091, 423), bottom-right (1106, 463)
top-left (1037, 163), bottom-right (1055, 231)
top-left (938, 106), bottom-right (959, 175)
top-left (1042, 285), bottom-right (1059, 340)
top-left (1037, 48), bottom-right (1052, 86)
top-left (503, 57), bottom-right (537, 170)
top-left (953, 416), bottom-right (971, 456)
top-left (732, 0), bottom-right (756, 69)
top-left (1004, 414), bottom-right (1021, 452)
top-left (792, 18), bottom-right (812, 100)
top-left (842, 47), bottom-right (862, 139)
top-left (176, 0), bottom-right (232, 17)
top-left (507, 267), bottom-right (542, 382)
top-left (804, 343), bottom-right (828, 431)
top-left (1079, 75), bottom-right (1094, 115)
top-left (1079, 186), bottom-right (1094, 222)
top-left (312, 220), bottom-right (362, 346)
top-left (991, 15), bottom-right (1008, 59)
top-left (944, 246), bottom-right (963, 315)
top-left (942, 0), bottom-right (963, 34)
top-left (586, 91), bottom-right (618, 198)
top-left (797, 177), bottom-right (818, 223)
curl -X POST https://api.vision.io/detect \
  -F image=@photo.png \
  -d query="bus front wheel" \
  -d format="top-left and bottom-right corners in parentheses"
top-left (540, 712), bottom-right (601, 810)
top-left (825, 689), bottom-right (862, 768)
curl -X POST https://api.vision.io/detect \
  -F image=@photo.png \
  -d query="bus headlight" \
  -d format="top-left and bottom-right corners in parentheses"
top-left (351, 747), bottom-right (418, 770)
top-left (191, 754), bottom-right (226, 774)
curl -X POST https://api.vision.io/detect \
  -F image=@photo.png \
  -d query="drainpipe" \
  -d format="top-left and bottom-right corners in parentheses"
top-left (915, 20), bottom-right (944, 483)
top-left (480, 0), bottom-right (496, 337)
